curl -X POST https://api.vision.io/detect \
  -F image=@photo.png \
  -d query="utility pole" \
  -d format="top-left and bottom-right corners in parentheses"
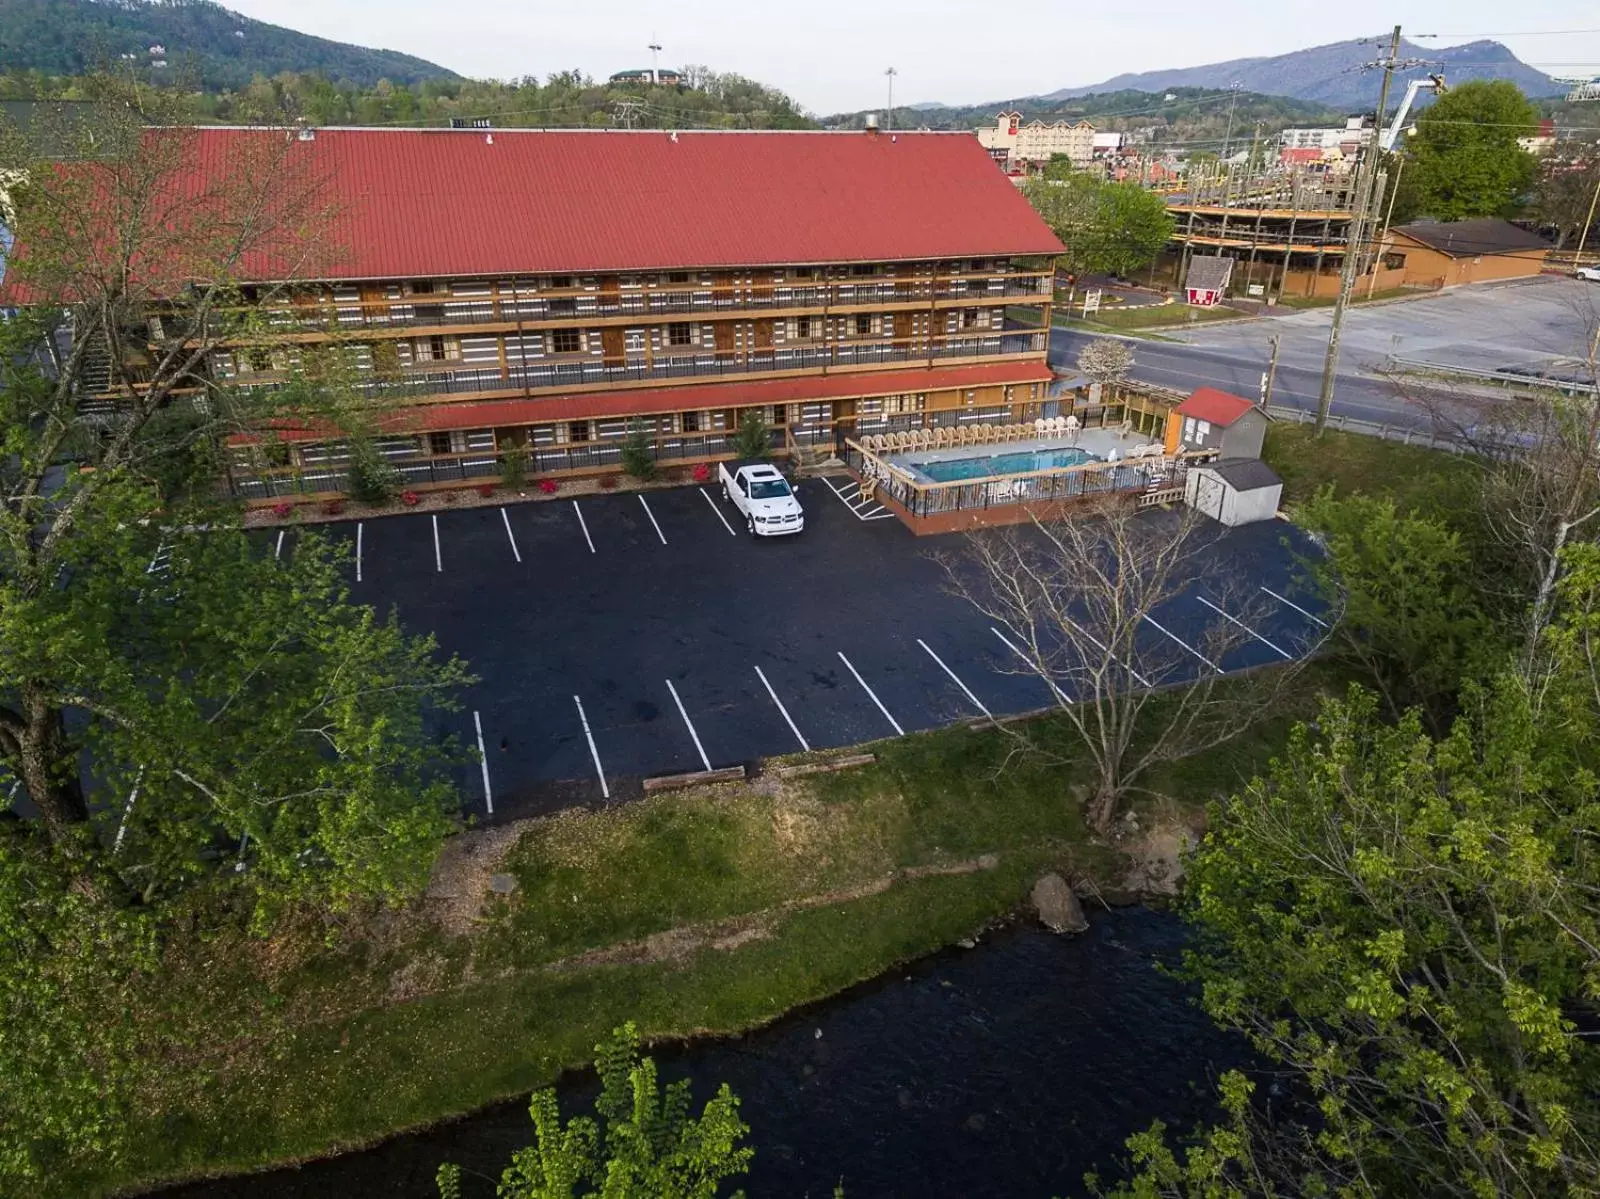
top-left (885, 67), bottom-right (897, 133)
top-left (1221, 81), bottom-right (1242, 161)
top-left (1314, 25), bottom-right (1401, 436)
top-left (1575, 165), bottom-right (1600, 267)
top-left (1261, 333), bottom-right (1280, 409)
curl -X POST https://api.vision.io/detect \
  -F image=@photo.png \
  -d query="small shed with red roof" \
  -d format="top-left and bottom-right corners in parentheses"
top-left (1162, 387), bottom-right (1267, 460)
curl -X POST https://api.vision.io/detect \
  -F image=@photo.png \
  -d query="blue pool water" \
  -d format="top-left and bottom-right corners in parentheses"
top-left (913, 447), bottom-right (1096, 483)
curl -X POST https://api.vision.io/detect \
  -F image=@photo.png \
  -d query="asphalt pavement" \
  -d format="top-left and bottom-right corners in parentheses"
top-left (258, 483), bottom-right (1326, 822)
top-left (1051, 275), bottom-right (1600, 431)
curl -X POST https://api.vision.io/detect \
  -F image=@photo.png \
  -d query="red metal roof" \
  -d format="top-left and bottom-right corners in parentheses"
top-left (1177, 387), bottom-right (1256, 427)
top-left (244, 361), bottom-right (1053, 442)
top-left (160, 127), bottom-right (1063, 281)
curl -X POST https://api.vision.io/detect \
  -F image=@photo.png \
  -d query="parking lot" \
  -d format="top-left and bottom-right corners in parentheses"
top-left (256, 479), bottom-right (1327, 820)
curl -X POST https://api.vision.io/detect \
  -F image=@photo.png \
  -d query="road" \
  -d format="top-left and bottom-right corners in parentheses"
top-left (1050, 275), bottom-right (1600, 431)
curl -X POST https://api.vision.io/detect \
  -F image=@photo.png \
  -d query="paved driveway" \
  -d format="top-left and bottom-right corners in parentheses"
top-left (260, 483), bottom-right (1326, 820)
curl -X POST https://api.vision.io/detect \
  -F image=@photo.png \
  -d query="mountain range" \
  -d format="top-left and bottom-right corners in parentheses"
top-left (0, 0), bottom-right (459, 89)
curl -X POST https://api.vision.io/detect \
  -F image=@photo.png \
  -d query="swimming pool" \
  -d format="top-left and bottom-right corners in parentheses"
top-left (911, 447), bottom-right (1097, 484)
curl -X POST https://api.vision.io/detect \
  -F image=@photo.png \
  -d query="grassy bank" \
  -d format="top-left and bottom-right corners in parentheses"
top-left (86, 692), bottom-right (1326, 1199)
top-left (1263, 423), bottom-right (1479, 516)
top-left (1058, 302), bottom-right (1245, 333)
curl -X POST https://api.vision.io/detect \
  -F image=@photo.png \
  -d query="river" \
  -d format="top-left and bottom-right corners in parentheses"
top-left (160, 906), bottom-right (1254, 1198)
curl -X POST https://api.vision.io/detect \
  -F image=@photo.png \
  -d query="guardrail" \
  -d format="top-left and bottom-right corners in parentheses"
top-left (1264, 403), bottom-right (1473, 454)
top-left (1383, 355), bottom-right (1598, 398)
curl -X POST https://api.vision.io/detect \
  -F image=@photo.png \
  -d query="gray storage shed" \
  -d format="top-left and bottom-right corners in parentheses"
top-left (1184, 458), bottom-right (1283, 527)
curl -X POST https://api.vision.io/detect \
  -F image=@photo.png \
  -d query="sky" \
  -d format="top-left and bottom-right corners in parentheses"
top-left (223, 0), bottom-right (1600, 113)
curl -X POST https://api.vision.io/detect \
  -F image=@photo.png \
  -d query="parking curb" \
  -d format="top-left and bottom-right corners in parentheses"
top-left (642, 765), bottom-right (748, 793)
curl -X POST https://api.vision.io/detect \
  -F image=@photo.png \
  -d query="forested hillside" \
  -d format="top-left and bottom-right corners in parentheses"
top-left (0, 0), bottom-right (457, 89)
top-left (0, 67), bottom-right (817, 129)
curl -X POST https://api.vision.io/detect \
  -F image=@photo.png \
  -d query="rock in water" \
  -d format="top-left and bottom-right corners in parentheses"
top-left (1030, 873), bottom-right (1088, 934)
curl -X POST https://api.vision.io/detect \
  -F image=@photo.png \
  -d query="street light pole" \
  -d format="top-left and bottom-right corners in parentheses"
top-left (885, 67), bottom-right (897, 134)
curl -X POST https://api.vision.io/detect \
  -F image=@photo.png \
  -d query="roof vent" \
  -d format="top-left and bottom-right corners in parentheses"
top-left (864, 112), bottom-right (879, 136)
top-left (296, 126), bottom-right (315, 142)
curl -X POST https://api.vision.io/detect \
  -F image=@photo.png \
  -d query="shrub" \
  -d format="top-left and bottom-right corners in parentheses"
top-left (734, 411), bottom-right (771, 459)
top-left (619, 420), bottom-right (660, 481)
top-left (477, 483), bottom-right (496, 498)
top-left (599, 475), bottom-right (618, 491)
top-left (539, 479), bottom-right (559, 495)
top-left (441, 489), bottom-right (458, 504)
top-left (347, 440), bottom-right (400, 504)
top-left (270, 501), bottom-right (293, 520)
top-left (401, 489), bottom-right (420, 506)
top-left (692, 463), bottom-right (712, 483)
top-left (321, 498), bottom-right (344, 516)
top-left (500, 443), bottom-right (529, 489)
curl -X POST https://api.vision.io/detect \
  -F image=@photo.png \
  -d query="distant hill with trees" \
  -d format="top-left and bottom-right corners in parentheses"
top-left (828, 87), bottom-right (1348, 153)
top-left (0, 67), bottom-right (817, 130)
top-left (0, 0), bottom-right (458, 89)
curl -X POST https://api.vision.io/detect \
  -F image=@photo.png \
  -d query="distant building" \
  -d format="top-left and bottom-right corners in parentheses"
top-left (976, 111), bottom-right (1095, 170)
top-left (1382, 218), bottom-right (1551, 288)
top-left (1518, 119), bottom-right (1557, 156)
top-left (609, 67), bottom-right (683, 86)
top-left (1278, 116), bottom-right (1372, 158)
top-left (1092, 132), bottom-right (1124, 157)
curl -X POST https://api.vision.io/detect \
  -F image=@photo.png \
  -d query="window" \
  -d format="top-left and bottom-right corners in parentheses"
top-left (771, 404), bottom-right (787, 426)
top-left (855, 313), bottom-right (873, 336)
top-left (421, 335), bottom-right (449, 361)
top-left (667, 322), bottom-right (693, 347)
top-left (549, 297), bottom-right (577, 317)
top-left (246, 347), bottom-right (273, 372)
top-left (551, 328), bottom-right (582, 354)
top-left (850, 263), bottom-right (875, 277)
top-left (410, 280), bottom-right (438, 295)
top-left (962, 309), bottom-right (978, 329)
top-left (549, 275), bottom-right (573, 289)
top-left (682, 410), bottom-right (700, 433)
top-left (429, 431), bottom-right (452, 456)
top-left (796, 315), bottom-right (812, 338)
top-left (568, 420), bottom-right (590, 443)
top-left (793, 266), bottom-right (814, 279)
top-left (666, 271), bottom-right (690, 284)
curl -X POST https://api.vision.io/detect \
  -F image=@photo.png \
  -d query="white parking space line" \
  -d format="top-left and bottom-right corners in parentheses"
top-left (500, 508), bottom-right (522, 563)
top-left (274, 530), bottom-right (285, 561)
top-left (917, 638), bottom-right (994, 721)
top-left (821, 475), bottom-right (895, 521)
top-left (700, 487), bottom-right (738, 536)
top-left (754, 665), bottom-right (810, 751)
top-left (1142, 614), bottom-right (1223, 675)
top-left (989, 626), bottom-right (1071, 705)
top-left (1062, 616), bottom-right (1153, 689)
top-left (573, 502), bottom-right (597, 554)
top-left (473, 709), bottom-right (494, 816)
top-left (664, 678), bottom-right (712, 772)
top-left (638, 495), bottom-right (669, 545)
top-left (1196, 596), bottom-right (1293, 660)
top-left (432, 514), bottom-right (443, 573)
top-left (1260, 585), bottom-right (1329, 629)
top-left (837, 651), bottom-right (905, 736)
top-left (573, 695), bottom-right (610, 799)
top-left (355, 522), bottom-right (364, 583)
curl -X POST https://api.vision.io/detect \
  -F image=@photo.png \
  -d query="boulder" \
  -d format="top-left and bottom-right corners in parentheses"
top-left (489, 872), bottom-right (519, 896)
top-left (1030, 873), bottom-right (1088, 934)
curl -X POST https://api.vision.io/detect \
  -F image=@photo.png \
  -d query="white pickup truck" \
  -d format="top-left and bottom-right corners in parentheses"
top-left (719, 460), bottom-right (804, 537)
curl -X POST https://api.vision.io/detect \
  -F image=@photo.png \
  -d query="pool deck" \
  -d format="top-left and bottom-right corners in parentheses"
top-left (889, 430), bottom-right (1161, 481)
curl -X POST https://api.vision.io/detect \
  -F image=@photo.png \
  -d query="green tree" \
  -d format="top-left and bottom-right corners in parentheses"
top-left (1405, 80), bottom-right (1540, 220)
top-left (620, 420), bottom-right (661, 481)
top-left (733, 411), bottom-right (771, 460)
top-left (438, 1023), bottom-right (753, 1199)
top-left (1022, 171), bottom-right (1174, 277)
top-left (1530, 148), bottom-right (1600, 248)
top-left (1296, 487), bottom-right (1495, 731)
top-left (1104, 684), bottom-right (1600, 1196)
top-left (0, 80), bottom-right (472, 906)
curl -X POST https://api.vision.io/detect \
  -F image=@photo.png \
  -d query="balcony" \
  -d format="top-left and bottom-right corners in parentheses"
top-left (248, 277), bottom-right (1053, 335)
top-left (223, 332), bottom-right (1048, 404)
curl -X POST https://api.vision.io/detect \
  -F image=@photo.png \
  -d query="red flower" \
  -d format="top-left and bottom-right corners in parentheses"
top-left (270, 501), bottom-right (293, 519)
top-left (477, 483), bottom-right (496, 498)
top-left (692, 463), bottom-right (712, 483)
top-left (539, 479), bottom-right (559, 495)
top-left (599, 475), bottom-right (618, 491)
top-left (401, 489), bottom-right (420, 506)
